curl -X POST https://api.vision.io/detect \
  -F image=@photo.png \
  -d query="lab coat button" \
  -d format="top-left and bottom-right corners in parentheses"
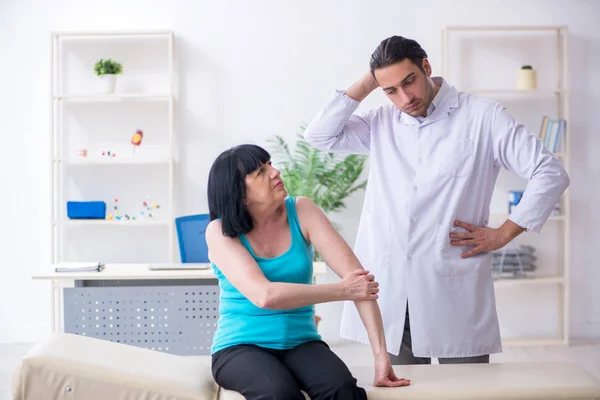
top-left (407, 256), bottom-right (412, 261)
top-left (413, 186), bottom-right (417, 191)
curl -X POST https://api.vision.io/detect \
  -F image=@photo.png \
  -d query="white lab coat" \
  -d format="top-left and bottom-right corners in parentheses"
top-left (304, 77), bottom-right (570, 358)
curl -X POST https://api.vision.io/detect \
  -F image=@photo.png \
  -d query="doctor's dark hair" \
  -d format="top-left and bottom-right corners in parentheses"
top-left (370, 36), bottom-right (428, 75)
top-left (207, 144), bottom-right (271, 237)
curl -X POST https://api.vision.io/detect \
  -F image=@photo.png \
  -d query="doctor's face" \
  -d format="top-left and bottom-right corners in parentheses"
top-left (374, 58), bottom-right (435, 117)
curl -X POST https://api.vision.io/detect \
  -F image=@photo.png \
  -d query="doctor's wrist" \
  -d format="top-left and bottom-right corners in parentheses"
top-left (345, 72), bottom-right (379, 102)
top-left (498, 219), bottom-right (526, 244)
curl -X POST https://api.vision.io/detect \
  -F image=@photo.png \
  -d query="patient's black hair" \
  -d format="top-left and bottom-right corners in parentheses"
top-left (207, 144), bottom-right (271, 237)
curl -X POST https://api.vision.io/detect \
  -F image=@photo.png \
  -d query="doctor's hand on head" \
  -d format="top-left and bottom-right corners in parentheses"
top-left (450, 219), bottom-right (526, 258)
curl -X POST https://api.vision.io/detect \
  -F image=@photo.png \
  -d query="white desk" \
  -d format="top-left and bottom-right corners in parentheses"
top-left (33, 262), bottom-right (328, 335)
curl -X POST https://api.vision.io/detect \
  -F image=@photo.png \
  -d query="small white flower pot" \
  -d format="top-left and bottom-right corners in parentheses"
top-left (517, 68), bottom-right (536, 91)
top-left (99, 74), bottom-right (117, 94)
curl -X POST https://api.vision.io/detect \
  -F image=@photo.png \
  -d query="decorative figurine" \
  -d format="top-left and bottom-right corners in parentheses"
top-left (98, 150), bottom-right (116, 158)
top-left (112, 198), bottom-right (120, 220)
top-left (131, 129), bottom-right (143, 155)
top-left (140, 196), bottom-right (160, 219)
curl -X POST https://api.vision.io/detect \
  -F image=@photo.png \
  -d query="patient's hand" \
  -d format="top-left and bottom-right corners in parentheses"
top-left (340, 269), bottom-right (379, 301)
top-left (374, 355), bottom-right (411, 388)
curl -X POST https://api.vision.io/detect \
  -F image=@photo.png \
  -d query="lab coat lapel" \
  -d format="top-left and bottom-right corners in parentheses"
top-left (420, 87), bottom-right (460, 128)
top-left (399, 110), bottom-right (420, 126)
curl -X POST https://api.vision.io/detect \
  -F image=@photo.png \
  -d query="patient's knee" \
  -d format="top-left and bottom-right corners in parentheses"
top-left (320, 379), bottom-right (367, 400)
top-left (262, 385), bottom-right (305, 400)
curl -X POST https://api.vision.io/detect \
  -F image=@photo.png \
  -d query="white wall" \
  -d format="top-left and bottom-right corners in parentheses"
top-left (1, 0), bottom-right (599, 343)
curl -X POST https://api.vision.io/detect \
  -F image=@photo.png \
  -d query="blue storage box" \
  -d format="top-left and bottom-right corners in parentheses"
top-left (66, 201), bottom-right (106, 219)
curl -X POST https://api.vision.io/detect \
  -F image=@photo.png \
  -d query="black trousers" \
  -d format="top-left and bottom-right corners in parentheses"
top-left (212, 340), bottom-right (367, 400)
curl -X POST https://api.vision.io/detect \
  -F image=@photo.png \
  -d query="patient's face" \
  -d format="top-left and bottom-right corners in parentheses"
top-left (244, 161), bottom-right (287, 207)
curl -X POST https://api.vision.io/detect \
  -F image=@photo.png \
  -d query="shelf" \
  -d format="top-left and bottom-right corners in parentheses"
top-left (51, 30), bottom-right (177, 264)
top-left (465, 89), bottom-right (564, 96)
top-left (489, 213), bottom-right (565, 221)
top-left (54, 94), bottom-right (172, 101)
top-left (52, 30), bottom-right (172, 38)
top-left (549, 215), bottom-right (566, 221)
top-left (56, 157), bottom-right (172, 165)
top-left (493, 276), bottom-right (564, 288)
top-left (56, 219), bottom-right (170, 227)
top-left (443, 23), bottom-right (570, 346)
top-left (445, 25), bottom-right (568, 32)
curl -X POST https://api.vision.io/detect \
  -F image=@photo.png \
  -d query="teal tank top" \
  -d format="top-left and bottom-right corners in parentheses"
top-left (210, 197), bottom-right (322, 354)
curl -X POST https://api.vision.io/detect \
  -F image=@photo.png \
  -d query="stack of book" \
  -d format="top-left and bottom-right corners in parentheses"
top-left (492, 245), bottom-right (536, 279)
top-left (54, 262), bottom-right (105, 273)
top-left (539, 116), bottom-right (566, 153)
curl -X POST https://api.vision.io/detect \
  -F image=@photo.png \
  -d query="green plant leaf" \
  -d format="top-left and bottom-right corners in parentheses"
top-left (267, 124), bottom-right (368, 260)
top-left (94, 58), bottom-right (123, 76)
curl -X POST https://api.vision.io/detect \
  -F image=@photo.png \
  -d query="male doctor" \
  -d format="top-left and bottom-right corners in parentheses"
top-left (303, 36), bottom-right (570, 365)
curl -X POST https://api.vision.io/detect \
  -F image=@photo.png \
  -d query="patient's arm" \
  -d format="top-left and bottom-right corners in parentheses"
top-left (295, 196), bottom-right (410, 387)
top-left (206, 219), bottom-right (377, 310)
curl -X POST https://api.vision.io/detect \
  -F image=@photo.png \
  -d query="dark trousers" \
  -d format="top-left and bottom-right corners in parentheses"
top-left (212, 340), bottom-right (367, 400)
top-left (388, 307), bottom-right (490, 365)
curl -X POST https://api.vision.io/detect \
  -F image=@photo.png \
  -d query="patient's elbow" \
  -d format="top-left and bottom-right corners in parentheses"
top-left (253, 290), bottom-right (277, 309)
top-left (253, 296), bottom-right (271, 309)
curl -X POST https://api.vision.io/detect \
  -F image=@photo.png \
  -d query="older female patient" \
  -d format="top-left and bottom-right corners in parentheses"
top-left (206, 144), bottom-right (410, 400)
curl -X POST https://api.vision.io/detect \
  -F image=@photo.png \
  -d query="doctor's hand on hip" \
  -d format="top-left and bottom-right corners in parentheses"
top-left (451, 219), bottom-right (526, 258)
top-left (340, 269), bottom-right (380, 301)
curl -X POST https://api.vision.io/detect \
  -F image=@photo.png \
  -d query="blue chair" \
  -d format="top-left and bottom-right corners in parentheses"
top-left (175, 214), bottom-right (211, 263)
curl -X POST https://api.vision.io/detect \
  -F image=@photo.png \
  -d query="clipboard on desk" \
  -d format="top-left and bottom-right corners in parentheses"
top-left (55, 262), bottom-right (105, 273)
top-left (148, 263), bottom-right (210, 271)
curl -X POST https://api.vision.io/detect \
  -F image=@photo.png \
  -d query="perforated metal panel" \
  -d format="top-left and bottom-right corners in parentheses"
top-left (63, 284), bottom-right (220, 355)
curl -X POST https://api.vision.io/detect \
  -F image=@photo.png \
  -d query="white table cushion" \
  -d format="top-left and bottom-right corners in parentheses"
top-left (219, 362), bottom-right (600, 399)
top-left (12, 333), bottom-right (218, 400)
top-left (12, 333), bottom-right (600, 400)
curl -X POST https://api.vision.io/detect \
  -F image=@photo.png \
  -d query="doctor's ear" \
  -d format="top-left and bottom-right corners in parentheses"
top-left (421, 59), bottom-right (432, 77)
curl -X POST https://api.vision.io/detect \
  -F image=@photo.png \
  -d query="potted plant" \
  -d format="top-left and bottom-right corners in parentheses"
top-left (94, 58), bottom-right (123, 94)
top-left (517, 64), bottom-right (536, 91)
top-left (267, 124), bottom-right (368, 261)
